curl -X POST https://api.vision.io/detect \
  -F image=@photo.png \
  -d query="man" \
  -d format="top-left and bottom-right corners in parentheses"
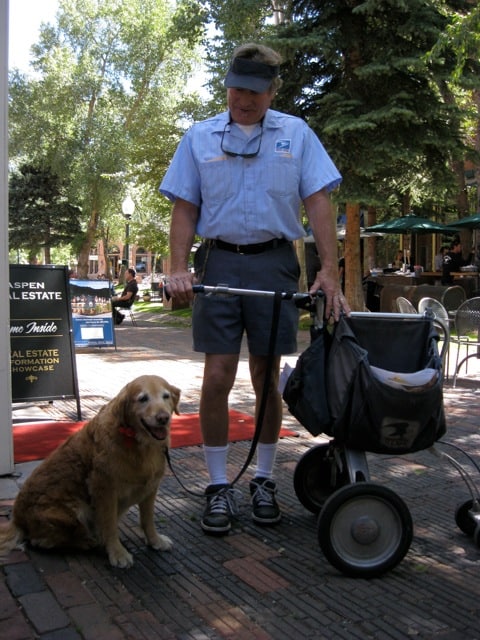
top-left (160, 43), bottom-right (350, 535)
top-left (441, 240), bottom-right (470, 285)
top-left (111, 268), bottom-right (138, 325)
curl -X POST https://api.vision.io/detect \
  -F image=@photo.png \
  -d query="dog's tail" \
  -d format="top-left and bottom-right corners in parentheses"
top-left (0, 521), bottom-right (24, 561)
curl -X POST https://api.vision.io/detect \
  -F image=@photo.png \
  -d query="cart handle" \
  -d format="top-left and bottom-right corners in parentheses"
top-left (191, 285), bottom-right (428, 321)
top-left (192, 284), bottom-right (313, 301)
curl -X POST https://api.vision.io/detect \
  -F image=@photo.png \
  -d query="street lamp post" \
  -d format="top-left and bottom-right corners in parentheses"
top-left (122, 195), bottom-right (135, 269)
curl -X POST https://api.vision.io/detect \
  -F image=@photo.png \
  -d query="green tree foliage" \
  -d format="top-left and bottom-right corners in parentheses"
top-left (204, 0), bottom-right (479, 211)
top-left (9, 164), bottom-right (82, 264)
top-left (202, 0), bottom-right (479, 308)
top-left (9, 0), bottom-right (206, 276)
top-left (429, 1), bottom-right (480, 83)
top-left (201, 0), bottom-right (279, 109)
top-left (272, 0), bottom-right (479, 209)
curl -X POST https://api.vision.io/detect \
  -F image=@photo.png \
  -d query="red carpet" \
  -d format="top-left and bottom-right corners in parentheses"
top-left (13, 410), bottom-right (296, 463)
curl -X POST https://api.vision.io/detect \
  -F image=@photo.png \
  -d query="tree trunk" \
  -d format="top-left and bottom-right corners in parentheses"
top-left (365, 205), bottom-right (377, 274)
top-left (452, 158), bottom-right (473, 259)
top-left (344, 202), bottom-right (364, 311)
top-left (475, 89), bottom-right (480, 215)
top-left (77, 205), bottom-right (100, 278)
top-left (438, 80), bottom-right (473, 257)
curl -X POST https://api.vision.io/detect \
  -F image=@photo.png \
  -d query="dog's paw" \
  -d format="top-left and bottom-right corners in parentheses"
top-left (107, 544), bottom-right (134, 568)
top-left (149, 534), bottom-right (173, 551)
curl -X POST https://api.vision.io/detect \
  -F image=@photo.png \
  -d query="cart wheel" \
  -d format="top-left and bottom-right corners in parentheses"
top-left (455, 499), bottom-right (477, 537)
top-left (474, 525), bottom-right (480, 548)
top-left (293, 443), bottom-right (349, 513)
top-left (317, 482), bottom-right (413, 578)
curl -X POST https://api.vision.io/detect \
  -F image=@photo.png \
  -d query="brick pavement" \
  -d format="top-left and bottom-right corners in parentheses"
top-left (2, 311), bottom-right (480, 639)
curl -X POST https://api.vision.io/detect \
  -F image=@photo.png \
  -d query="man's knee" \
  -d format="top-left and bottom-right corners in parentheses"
top-left (203, 356), bottom-right (237, 395)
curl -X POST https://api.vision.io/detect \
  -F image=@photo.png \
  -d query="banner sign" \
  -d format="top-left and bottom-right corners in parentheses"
top-left (69, 279), bottom-right (115, 348)
top-left (9, 264), bottom-right (81, 416)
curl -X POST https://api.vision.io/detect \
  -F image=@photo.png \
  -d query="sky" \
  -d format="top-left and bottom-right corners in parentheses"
top-left (8, 0), bottom-right (59, 71)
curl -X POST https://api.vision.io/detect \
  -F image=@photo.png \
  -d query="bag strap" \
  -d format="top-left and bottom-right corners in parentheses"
top-left (230, 290), bottom-right (283, 486)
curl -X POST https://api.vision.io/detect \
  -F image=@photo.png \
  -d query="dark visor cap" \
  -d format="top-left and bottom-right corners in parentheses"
top-left (224, 57), bottom-right (280, 93)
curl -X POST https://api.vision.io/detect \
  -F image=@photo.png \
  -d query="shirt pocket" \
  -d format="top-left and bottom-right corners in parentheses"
top-left (263, 156), bottom-right (299, 197)
top-left (199, 159), bottom-right (235, 205)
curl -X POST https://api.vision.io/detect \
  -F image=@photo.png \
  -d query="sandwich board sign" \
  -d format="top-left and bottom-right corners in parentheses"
top-left (69, 278), bottom-right (115, 348)
top-left (9, 264), bottom-right (81, 419)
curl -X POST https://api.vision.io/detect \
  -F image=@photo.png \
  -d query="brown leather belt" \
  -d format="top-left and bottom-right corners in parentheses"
top-left (206, 238), bottom-right (289, 255)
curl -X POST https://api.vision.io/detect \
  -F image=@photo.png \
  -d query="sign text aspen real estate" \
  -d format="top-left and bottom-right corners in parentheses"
top-left (10, 280), bottom-right (63, 300)
top-left (10, 281), bottom-right (61, 338)
top-left (9, 264), bottom-right (80, 408)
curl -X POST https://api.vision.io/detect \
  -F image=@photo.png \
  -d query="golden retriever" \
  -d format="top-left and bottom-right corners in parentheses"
top-left (0, 375), bottom-right (180, 568)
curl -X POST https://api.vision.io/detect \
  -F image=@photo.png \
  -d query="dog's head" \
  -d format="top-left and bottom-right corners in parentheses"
top-left (116, 375), bottom-right (180, 444)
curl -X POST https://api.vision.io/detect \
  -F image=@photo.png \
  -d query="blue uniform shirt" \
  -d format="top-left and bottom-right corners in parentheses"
top-left (159, 109), bottom-right (342, 245)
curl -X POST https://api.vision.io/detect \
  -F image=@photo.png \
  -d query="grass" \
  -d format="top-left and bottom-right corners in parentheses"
top-left (299, 311), bottom-right (316, 331)
top-left (133, 299), bottom-right (193, 326)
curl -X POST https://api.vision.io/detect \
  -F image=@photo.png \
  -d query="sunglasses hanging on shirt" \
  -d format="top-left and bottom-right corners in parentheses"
top-left (220, 120), bottom-right (263, 158)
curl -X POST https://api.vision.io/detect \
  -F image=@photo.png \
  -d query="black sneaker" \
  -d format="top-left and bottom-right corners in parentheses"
top-left (201, 484), bottom-right (240, 535)
top-left (250, 477), bottom-right (282, 525)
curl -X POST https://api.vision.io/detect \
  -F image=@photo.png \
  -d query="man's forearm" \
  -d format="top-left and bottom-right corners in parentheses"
top-left (304, 189), bottom-right (338, 278)
top-left (169, 199), bottom-right (198, 273)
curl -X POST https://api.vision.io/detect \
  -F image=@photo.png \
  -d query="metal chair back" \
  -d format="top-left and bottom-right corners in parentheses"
top-left (454, 297), bottom-right (480, 338)
top-left (451, 297), bottom-right (480, 386)
top-left (441, 286), bottom-right (466, 313)
top-left (417, 297), bottom-right (450, 372)
top-left (395, 296), bottom-right (417, 314)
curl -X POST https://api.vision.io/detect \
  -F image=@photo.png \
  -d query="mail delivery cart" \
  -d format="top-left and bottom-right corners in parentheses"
top-left (284, 295), bottom-right (480, 578)
top-left (191, 286), bottom-right (480, 578)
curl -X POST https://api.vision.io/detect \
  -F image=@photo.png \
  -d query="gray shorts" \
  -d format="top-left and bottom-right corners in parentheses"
top-left (192, 241), bottom-right (300, 355)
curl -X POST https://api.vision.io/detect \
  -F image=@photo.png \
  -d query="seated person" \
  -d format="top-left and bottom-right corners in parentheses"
top-left (111, 268), bottom-right (138, 324)
top-left (394, 250), bottom-right (404, 268)
top-left (434, 246), bottom-right (448, 272)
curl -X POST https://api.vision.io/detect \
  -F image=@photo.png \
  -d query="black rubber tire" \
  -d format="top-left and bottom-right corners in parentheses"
top-left (293, 443), bottom-right (349, 513)
top-left (474, 524), bottom-right (480, 547)
top-left (454, 499), bottom-right (477, 537)
top-left (317, 482), bottom-right (413, 578)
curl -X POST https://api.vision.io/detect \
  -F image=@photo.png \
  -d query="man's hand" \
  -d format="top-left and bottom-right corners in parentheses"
top-left (309, 270), bottom-right (351, 322)
top-left (166, 270), bottom-right (195, 305)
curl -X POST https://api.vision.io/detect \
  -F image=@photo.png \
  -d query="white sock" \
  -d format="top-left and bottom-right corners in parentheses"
top-left (203, 445), bottom-right (229, 486)
top-left (255, 442), bottom-right (278, 480)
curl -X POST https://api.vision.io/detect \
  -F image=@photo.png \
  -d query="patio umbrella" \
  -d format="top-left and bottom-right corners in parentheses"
top-left (365, 214), bottom-right (454, 234)
top-left (365, 214), bottom-right (456, 268)
top-left (445, 212), bottom-right (480, 229)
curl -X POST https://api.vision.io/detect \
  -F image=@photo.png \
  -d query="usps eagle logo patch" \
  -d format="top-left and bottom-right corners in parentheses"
top-left (275, 139), bottom-right (291, 153)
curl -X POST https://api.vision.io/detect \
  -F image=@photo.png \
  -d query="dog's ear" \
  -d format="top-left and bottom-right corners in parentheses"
top-left (114, 381), bottom-right (136, 426)
top-left (169, 385), bottom-right (181, 415)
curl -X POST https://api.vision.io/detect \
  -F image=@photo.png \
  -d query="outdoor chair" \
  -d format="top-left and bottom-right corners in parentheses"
top-left (395, 296), bottom-right (417, 314)
top-left (441, 286), bottom-right (466, 315)
top-left (116, 301), bottom-right (137, 326)
top-left (417, 297), bottom-right (451, 376)
top-left (450, 297), bottom-right (480, 387)
top-left (126, 304), bottom-right (137, 326)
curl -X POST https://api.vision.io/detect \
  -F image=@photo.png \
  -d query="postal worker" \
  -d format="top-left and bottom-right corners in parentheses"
top-left (160, 42), bottom-right (349, 535)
